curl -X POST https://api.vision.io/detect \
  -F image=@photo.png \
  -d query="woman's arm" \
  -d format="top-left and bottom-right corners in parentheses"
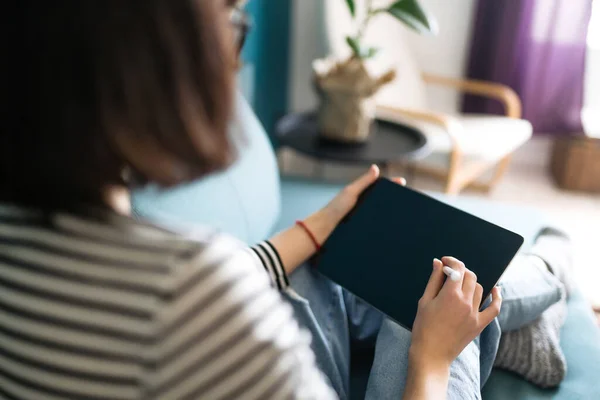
top-left (268, 165), bottom-right (406, 277)
top-left (246, 207), bottom-right (337, 291)
top-left (146, 238), bottom-right (338, 399)
top-left (267, 206), bottom-right (339, 275)
top-left (247, 165), bottom-right (385, 292)
top-left (403, 357), bottom-right (450, 400)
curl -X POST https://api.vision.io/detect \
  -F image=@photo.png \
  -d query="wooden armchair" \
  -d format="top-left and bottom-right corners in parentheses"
top-left (377, 73), bottom-right (528, 194)
top-left (323, 0), bottom-right (533, 194)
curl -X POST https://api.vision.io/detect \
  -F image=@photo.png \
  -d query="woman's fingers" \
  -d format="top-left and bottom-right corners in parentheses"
top-left (421, 258), bottom-right (446, 302)
top-left (479, 286), bottom-right (502, 326)
top-left (346, 165), bottom-right (380, 195)
top-left (346, 168), bottom-right (403, 198)
top-left (462, 269), bottom-right (477, 299)
top-left (441, 256), bottom-right (466, 291)
top-left (473, 283), bottom-right (484, 310)
top-left (391, 177), bottom-right (407, 186)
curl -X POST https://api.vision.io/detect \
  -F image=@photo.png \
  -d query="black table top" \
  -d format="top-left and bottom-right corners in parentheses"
top-left (275, 112), bottom-right (429, 165)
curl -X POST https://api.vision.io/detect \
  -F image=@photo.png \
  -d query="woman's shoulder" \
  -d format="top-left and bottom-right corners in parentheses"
top-left (0, 202), bottom-right (256, 284)
top-left (127, 218), bottom-right (268, 289)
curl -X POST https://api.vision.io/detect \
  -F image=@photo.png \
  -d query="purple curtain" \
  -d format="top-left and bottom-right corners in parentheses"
top-left (463, 0), bottom-right (593, 134)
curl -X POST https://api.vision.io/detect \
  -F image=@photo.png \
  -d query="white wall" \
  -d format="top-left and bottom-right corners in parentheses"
top-left (583, 1), bottom-right (600, 138)
top-left (288, 0), bottom-right (478, 113)
top-left (404, 0), bottom-right (477, 113)
top-left (583, 47), bottom-right (600, 138)
top-left (289, 0), bottom-right (327, 112)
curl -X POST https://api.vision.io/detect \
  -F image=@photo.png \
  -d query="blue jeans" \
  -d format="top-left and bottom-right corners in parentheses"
top-left (283, 256), bottom-right (563, 400)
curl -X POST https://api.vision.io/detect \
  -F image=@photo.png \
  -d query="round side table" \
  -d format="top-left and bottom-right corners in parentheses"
top-left (275, 112), bottom-right (430, 179)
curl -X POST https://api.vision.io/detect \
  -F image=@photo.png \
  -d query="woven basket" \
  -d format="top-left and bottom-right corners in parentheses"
top-left (551, 137), bottom-right (600, 193)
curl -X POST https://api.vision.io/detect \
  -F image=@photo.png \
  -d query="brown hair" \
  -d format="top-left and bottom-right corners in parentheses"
top-left (2, 1), bottom-right (237, 210)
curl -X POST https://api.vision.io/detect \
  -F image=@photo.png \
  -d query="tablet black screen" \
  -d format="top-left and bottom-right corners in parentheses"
top-left (317, 178), bottom-right (523, 330)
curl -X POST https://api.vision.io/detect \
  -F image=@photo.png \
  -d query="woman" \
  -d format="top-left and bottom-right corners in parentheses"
top-left (2, 1), bottom-right (560, 399)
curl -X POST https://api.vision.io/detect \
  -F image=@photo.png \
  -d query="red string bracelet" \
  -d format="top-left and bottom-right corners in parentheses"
top-left (296, 220), bottom-right (321, 251)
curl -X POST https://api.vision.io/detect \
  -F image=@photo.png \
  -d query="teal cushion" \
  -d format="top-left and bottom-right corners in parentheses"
top-left (483, 290), bottom-right (600, 400)
top-left (132, 92), bottom-right (281, 244)
top-left (274, 178), bottom-right (345, 233)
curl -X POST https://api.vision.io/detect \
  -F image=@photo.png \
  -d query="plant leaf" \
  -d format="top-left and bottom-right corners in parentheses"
top-left (346, 36), bottom-right (361, 57)
top-left (363, 47), bottom-right (379, 59)
top-left (387, 0), bottom-right (438, 35)
top-left (346, 37), bottom-right (379, 59)
top-left (345, 0), bottom-right (356, 18)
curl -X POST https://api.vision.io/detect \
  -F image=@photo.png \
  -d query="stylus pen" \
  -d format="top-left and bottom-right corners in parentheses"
top-left (442, 266), bottom-right (462, 282)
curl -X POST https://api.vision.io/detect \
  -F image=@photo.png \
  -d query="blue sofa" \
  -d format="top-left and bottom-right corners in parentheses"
top-left (132, 94), bottom-right (600, 399)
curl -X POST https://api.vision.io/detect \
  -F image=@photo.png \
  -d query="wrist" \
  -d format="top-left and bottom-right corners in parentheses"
top-left (408, 346), bottom-right (451, 377)
top-left (404, 347), bottom-right (451, 400)
top-left (303, 208), bottom-right (339, 246)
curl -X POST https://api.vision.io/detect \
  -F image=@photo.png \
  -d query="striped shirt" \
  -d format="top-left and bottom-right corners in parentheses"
top-left (0, 204), bottom-right (336, 399)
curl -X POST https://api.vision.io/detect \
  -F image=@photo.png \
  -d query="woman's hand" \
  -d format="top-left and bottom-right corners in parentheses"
top-left (402, 257), bottom-right (501, 399)
top-left (410, 257), bottom-right (502, 370)
top-left (307, 164), bottom-right (406, 244)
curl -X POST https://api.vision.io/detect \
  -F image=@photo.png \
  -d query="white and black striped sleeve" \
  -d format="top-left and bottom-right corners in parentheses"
top-left (249, 240), bottom-right (289, 291)
top-left (143, 239), bottom-right (337, 400)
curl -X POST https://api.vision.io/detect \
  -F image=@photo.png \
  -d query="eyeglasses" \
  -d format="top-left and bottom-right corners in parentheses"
top-left (230, 7), bottom-right (251, 54)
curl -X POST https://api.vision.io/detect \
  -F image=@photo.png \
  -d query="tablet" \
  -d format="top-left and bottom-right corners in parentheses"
top-left (317, 178), bottom-right (523, 331)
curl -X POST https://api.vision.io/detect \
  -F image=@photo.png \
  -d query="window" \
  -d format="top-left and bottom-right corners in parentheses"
top-left (588, 0), bottom-right (599, 48)
top-left (583, 0), bottom-right (599, 137)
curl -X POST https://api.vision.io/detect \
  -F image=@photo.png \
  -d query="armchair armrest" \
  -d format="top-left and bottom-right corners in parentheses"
top-left (376, 105), bottom-right (463, 147)
top-left (376, 105), bottom-right (464, 182)
top-left (422, 73), bottom-right (522, 118)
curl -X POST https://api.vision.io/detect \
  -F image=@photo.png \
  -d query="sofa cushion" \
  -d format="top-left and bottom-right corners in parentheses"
top-left (132, 92), bottom-right (281, 244)
top-left (273, 178), bottom-right (346, 233)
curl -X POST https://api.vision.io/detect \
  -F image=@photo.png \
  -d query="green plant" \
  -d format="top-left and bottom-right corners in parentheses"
top-left (344, 0), bottom-right (437, 59)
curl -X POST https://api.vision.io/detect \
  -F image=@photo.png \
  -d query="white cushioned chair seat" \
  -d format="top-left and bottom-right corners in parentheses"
top-left (390, 114), bottom-right (533, 170)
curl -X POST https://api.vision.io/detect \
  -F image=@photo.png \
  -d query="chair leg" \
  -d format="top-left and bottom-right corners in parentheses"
top-left (485, 154), bottom-right (513, 192)
top-left (413, 153), bottom-right (509, 195)
top-left (444, 173), bottom-right (463, 195)
top-left (444, 149), bottom-right (464, 195)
